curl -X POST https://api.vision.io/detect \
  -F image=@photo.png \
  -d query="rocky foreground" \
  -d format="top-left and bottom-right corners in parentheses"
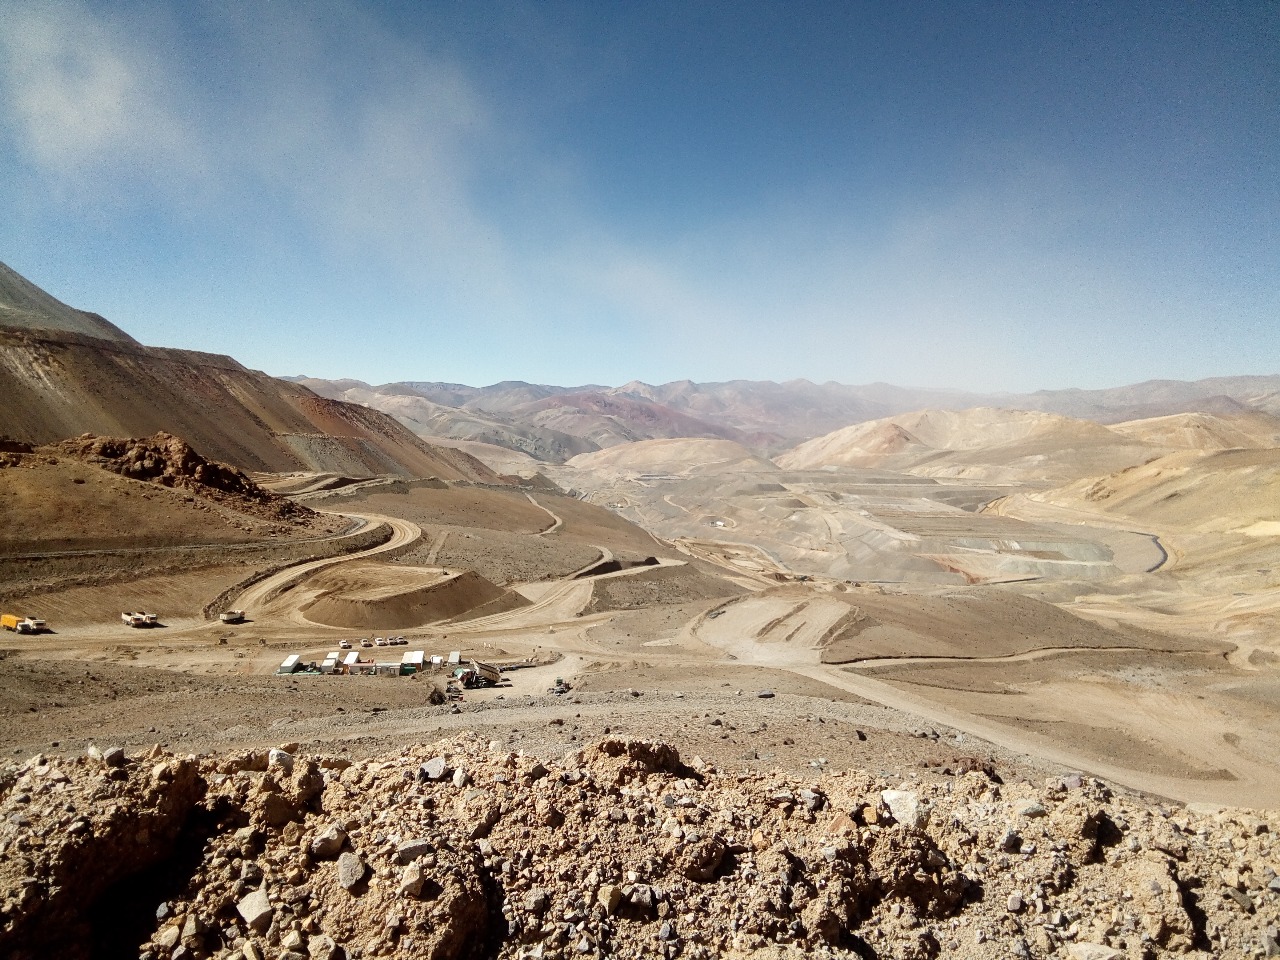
top-left (0, 736), bottom-right (1277, 960)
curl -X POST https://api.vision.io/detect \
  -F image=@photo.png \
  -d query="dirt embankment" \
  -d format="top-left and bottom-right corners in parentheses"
top-left (301, 565), bottom-right (529, 630)
top-left (3, 735), bottom-right (1278, 960)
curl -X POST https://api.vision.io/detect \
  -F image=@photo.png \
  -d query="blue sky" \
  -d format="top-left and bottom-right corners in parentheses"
top-left (0, 1), bottom-right (1275, 391)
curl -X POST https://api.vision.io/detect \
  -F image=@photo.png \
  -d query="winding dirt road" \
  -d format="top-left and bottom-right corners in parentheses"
top-left (235, 513), bottom-right (423, 614)
top-left (689, 594), bottom-right (1278, 808)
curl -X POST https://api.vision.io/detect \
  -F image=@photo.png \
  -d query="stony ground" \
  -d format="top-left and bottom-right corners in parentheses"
top-left (2, 734), bottom-right (1278, 960)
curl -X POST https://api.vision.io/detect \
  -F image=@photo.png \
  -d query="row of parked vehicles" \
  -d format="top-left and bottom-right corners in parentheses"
top-left (337, 636), bottom-right (409, 650)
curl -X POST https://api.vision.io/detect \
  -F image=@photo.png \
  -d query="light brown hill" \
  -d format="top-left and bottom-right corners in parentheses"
top-left (776, 407), bottom-right (1161, 484)
top-left (1057, 447), bottom-right (1280, 533)
top-left (1107, 411), bottom-right (1280, 450)
top-left (566, 437), bottom-right (779, 475)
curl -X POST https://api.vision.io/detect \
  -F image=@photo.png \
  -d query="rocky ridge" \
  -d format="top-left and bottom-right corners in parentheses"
top-left (16, 432), bottom-right (312, 524)
top-left (1, 737), bottom-right (1278, 960)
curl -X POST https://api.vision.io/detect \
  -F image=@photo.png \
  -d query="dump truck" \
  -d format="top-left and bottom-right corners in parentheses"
top-left (1, 615), bottom-right (46, 634)
top-left (121, 612), bottom-right (158, 628)
top-left (452, 659), bottom-right (502, 689)
top-left (219, 610), bottom-right (245, 624)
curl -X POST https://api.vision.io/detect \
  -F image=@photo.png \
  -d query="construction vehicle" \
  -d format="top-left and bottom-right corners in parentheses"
top-left (121, 612), bottom-right (159, 628)
top-left (1, 614), bottom-right (46, 634)
top-left (548, 677), bottom-right (572, 696)
top-left (218, 610), bottom-right (245, 624)
top-left (451, 659), bottom-right (502, 689)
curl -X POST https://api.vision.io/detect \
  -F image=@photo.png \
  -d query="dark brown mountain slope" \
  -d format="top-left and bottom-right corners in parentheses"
top-left (0, 263), bottom-right (497, 482)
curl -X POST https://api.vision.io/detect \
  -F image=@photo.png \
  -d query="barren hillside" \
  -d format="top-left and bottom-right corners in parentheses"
top-left (776, 408), bottom-right (1163, 484)
top-left (1106, 411), bottom-right (1280, 450)
top-left (567, 438), bottom-right (780, 475)
top-left (0, 263), bottom-right (497, 482)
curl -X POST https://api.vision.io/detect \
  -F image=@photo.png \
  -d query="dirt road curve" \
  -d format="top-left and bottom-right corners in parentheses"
top-left (525, 494), bottom-right (563, 536)
top-left (235, 513), bottom-right (423, 613)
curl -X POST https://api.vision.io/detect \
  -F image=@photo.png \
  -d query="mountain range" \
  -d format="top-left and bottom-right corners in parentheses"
top-left (297, 371), bottom-right (1280, 464)
top-left (4, 258), bottom-right (1278, 475)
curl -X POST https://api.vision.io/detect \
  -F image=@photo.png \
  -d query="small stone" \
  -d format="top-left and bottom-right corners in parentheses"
top-left (1007, 893), bottom-right (1024, 913)
top-left (524, 889), bottom-right (551, 914)
top-left (399, 862), bottom-right (424, 898)
top-left (267, 748), bottom-right (294, 774)
top-left (337, 851), bottom-right (366, 891)
top-left (419, 757), bottom-right (448, 781)
top-left (310, 824), bottom-right (347, 860)
top-left (308, 933), bottom-right (338, 960)
top-left (452, 767), bottom-right (470, 788)
top-left (881, 789), bottom-right (929, 829)
top-left (156, 924), bottom-right (181, 950)
top-left (180, 914), bottom-right (202, 942)
top-left (598, 884), bottom-right (622, 914)
top-left (1224, 886), bottom-right (1255, 912)
top-left (658, 921), bottom-right (677, 941)
top-left (236, 888), bottom-right (273, 932)
top-left (1016, 800), bottom-right (1047, 818)
top-left (756, 690), bottom-right (775, 699)
top-left (242, 943), bottom-right (264, 960)
top-left (281, 930), bottom-right (305, 950)
top-left (102, 745), bottom-right (126, 767)
top-left (396, 838), bottom-right (433, 864)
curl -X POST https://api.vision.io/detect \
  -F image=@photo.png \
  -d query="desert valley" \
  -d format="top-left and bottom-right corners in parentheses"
top-left (2, 259), bottom-right (1280, 960)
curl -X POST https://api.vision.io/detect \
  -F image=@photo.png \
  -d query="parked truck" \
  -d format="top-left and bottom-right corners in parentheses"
top-left (121, 612), bottom-right (159, 628)
top-left (218, 610), bottom-right (245, 624)
top-left (1, 614), bottom-right (46, 634)
top-left (452, 659), bottom-right (502, 689)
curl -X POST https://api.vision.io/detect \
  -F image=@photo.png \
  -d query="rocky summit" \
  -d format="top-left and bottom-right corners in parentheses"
top-left (1, 736), bottom-right (1277, 960)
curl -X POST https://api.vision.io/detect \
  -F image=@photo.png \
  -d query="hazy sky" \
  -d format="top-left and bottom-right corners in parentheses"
top-left (1, 1), bottom-right (1276, 391)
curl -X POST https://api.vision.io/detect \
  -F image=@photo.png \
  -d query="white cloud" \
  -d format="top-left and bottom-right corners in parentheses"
top-left (0, 2), bottom-right (201, 184)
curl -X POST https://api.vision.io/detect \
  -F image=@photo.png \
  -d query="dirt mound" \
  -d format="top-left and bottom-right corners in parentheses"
top-left (3, 736), bottom-right (1276, 959)
top-left (301, 563), bottom-right (529, 629)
